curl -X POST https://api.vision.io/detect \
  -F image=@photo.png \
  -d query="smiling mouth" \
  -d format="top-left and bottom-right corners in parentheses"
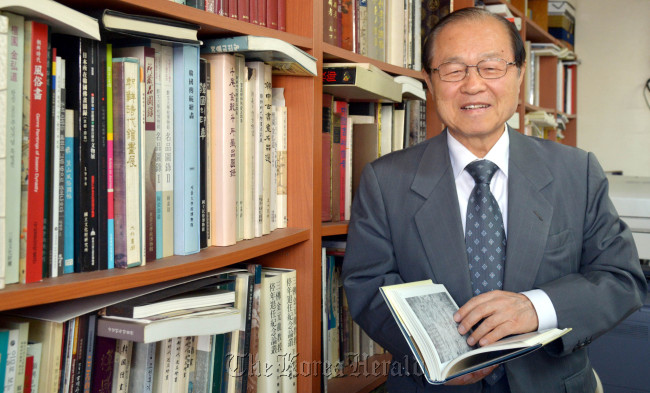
top-left (461, 104), bottom-right (490, 110)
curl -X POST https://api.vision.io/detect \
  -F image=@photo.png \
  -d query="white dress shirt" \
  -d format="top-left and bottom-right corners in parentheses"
top-left (447, 128), bottom-right (558, 331)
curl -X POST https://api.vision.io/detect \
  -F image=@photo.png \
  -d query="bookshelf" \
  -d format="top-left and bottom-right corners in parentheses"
top-left (0, 1), bottom-right (579, 392)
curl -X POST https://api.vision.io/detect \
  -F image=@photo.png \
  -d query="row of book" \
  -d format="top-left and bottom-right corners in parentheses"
top-left (0, 1), bottom-right (317, 287)
top-left (174, 0), bottom-right (287, 31)
top-left (321, 241), bottom-right (385, 383)
top-left (0, 265), bottom-right (298, 393)
top-left (320, 63), bottom-right (427, 223)
top-left (324, 0), bottom-right (430, 70)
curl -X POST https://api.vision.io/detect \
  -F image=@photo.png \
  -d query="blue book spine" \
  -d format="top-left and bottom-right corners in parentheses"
top-left (173, 44), bottom-right (200, 255)
top-left (0, 330), bottom-right (8, 390)
top-left (63, 113), bottom-right (75, 274)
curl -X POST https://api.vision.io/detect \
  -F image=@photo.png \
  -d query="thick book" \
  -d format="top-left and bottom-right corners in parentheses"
top-left (201, 35), bottom-right (317, 76)
top-left (48, 53), bottom-right (64, 277)
top-left (22, 20), bottom-right (49, 283)
top-left (94, 8), bottom-right (201, 45)
top-left (203, 53), bottom-right (238, 246)
top-left (199, 58), bottom-right (208, 249)
top-left (380, 280), bottom-right (571, 384)
top-left (246, 61), bottom-right (265, 238)
top-left (1, 11), bottom-right (23, 286)
top-left (0, 13), bottom-right (9, 289)
top-left (111, 57), bottom-right (143, 269)
top-left (172, 44), bottom-right (201, 255)
top-left (97, 308), bottom-right (241, 343)
top-left (0, 0), bottom-right (100, 40)
top-left (113, 45), bottom-right (158, 263)
top-left (322, 63), bottom-right (402, 102)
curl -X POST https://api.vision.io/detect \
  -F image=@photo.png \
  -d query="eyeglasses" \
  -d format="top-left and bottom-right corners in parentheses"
top-left (432, 58), bottom-right (517, 82)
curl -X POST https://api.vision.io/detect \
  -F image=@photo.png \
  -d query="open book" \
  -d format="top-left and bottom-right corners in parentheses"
top-left (380, 280), bottom-right (571, 384)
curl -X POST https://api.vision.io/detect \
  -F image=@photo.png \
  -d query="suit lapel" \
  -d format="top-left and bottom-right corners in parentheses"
top-left (412, 132), bottom-right (474, 304)
top-left (504, 129), bottom-right (554, 292)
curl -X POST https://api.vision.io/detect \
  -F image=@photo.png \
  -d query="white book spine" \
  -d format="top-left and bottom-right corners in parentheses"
top-left (246, 62), bottom-right (265, 238)
top-left (0, 13), bottom-right (8, 288)
top-left (160, 45), bottom-right (174, 258)
top-left (242, 67), bottom-right (255, 240)
top-left (262, 63), bottom-right (272, 235)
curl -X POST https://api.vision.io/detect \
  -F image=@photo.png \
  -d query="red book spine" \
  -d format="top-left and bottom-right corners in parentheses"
top-left (266, 0), bottom-right (278, 29)
top-left (216, 0), bottom-right (227, 16)
top-left (258, 0), bottom-right (267, 27)
top-left (277, 0), bottom-right (286, 31)
top-left (229, 0), bottom-right (238, 18)
top-left (25, 21), bottom-right (49, 283)
top-left (249, 0), bottom-right (259, 24)
top-left (340, 0), bottom-right (353, 50)
top-left (238, 0), bottom-right (250, 22)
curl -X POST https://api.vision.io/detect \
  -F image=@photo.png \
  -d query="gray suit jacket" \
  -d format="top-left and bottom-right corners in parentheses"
top-left (342, 128), bottom-right (647, 393)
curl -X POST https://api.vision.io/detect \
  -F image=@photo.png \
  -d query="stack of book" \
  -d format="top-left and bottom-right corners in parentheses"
top-left (1, 265), bottom-right (298, 393)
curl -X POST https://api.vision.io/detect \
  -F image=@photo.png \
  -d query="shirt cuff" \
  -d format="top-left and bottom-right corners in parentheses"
top-left (521, 289), bottom-right (558, 331)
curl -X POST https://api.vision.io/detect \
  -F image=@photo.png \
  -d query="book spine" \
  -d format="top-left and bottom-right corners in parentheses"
top-left (205, 0), bottom-right (215, 13)
top-left (280, 270), bottom-right (297, 393)
top-left (336, 101), bottom-right (347, 221)
top-left (216, 0), bottom-right (227, 15)
top-left (23, 21), bottom-right (49, 283)
top-left (277, 0), bottom-right (286, 31)
top-left (48, 53), bottom-right (62, 278)
top-left (1, 16), bottom-right (8, 286)
top-left (97, 43), bottom-right (109, 271)
top-left (83, 314), bottom-right (97, 393)
top-left (258, 0), bottom-right (267, 27)
top-left (249, 0), bottom-right (259, 25)
top-left (323, 0), bottom-right (338, 45)
top-left (105, 44), bottom-right (114, 270)
top-left (228, 0), bottom-right (239, 18)
top-left (199, 58), bottom-right (208, 249)
top-left (3, 12), bottom-right (24, 285)
top-left (242, 67), bottom-right (255, 240)
top-left (194, 335), bottom-right (213, 393)
top-left (90, 336), bottom-right (115, 393)
top-left (340, 0), bottom-right (354, 51)
top-left (238, 0), bottom-right (251, 22)
top-left (141, 47), bottom-right (157, 263)
top-left (266, 0), bottom-right (278, 29)
top-left (3, 329), bottom-right (18, 393)
top-left (261, 63), bottom-right (272, 235)
top-left (85, 40), bottom-right (100, 272)
top-left (274, 105), bottom-right (287, 229)
top-left (159, 45), bottom-right (174, 258)
top-left (207, 54), bottom-right (237, 246)
top-left (269, 106), bottom-right (277, 231)
top-left (257, 272), bottom-right (282, 392)
top-left (112, 340), bottom-right (133, 393)
top-left (358, 0), bottom-right (368, 56)
top-left (63, 109), bottom-right (75, 274)
top-left (153, 46), bottom-right (163, 260)
top-left (234, 55), bottom-right (245, 241)
top-left (112, 58), bottom-right (142, 269)
top-left (245, 264), bottom-right (262, 393)
top-left (245, 61), bottom-right (264, 238)
top-left (73, 314), bottom-right (90, 393)
top-left (173, 44), bottom-right (201, 255)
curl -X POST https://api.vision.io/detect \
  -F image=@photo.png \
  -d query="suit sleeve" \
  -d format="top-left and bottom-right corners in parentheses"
top-left (341, 163), bottom-right (414, 362)
top-left (540, 152), bottom-right (647, 356)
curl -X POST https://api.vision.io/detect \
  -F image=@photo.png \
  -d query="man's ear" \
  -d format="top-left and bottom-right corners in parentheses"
top-left (422, 69), bottom-right (435, 99)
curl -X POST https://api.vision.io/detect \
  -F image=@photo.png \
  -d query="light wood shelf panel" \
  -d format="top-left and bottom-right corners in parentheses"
top-left (0, 228), bottom-right (309, 312)
top-left (322, 221), bottom-right (349, 236)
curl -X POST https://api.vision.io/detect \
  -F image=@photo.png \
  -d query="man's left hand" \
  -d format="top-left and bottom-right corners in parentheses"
top-left (454, 291), bottom-right (539, 346)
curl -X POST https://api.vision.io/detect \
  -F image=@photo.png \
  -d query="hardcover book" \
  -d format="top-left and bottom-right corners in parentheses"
top-left (172, 44), bottom-right (201, 255)
top-left (380, 280), bottom-right (571, 384)
top-left (201, 35), bottom-right (317, 76)
top-left (111, 57), bottom-right (143, 269)
top-left (203, 53), bottom-right (238, 246)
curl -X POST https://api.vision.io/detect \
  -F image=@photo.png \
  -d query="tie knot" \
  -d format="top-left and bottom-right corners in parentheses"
top-left (466, 160), bottom-right (498, 185)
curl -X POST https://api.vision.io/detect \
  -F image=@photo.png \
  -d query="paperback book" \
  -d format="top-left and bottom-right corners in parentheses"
top-left (380, 280), bottom-right (571, 384)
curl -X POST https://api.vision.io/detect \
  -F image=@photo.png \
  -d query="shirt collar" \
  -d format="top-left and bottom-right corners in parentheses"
top-left (447, 126), bottom-right (510, 179)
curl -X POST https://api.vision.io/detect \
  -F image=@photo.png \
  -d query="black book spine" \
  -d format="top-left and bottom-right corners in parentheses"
top-left (239, 273), bottom-right (255, 393)
top-left (84, 40), bottom-right (99, 272)
top-left (96, 42), bottom-right (109, 270)
top-left (199, 58), bottom-right (208, 249)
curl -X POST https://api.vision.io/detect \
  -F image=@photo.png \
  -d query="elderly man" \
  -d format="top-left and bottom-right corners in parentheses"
top-left (342, 7), bottom-right (646, 393)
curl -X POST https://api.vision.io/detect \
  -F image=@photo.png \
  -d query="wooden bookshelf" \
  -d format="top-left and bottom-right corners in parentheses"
top-left (322, 221), bottom-right (350, 237)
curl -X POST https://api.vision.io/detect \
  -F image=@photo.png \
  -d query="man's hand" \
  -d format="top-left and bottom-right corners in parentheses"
top-left (445, 365), bottom-right (498, 386)
top-left (454, 290), bottom-right (539, 347)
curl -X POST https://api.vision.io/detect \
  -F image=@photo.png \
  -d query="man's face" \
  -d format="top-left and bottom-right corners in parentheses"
top-left (426, 17), bottom-right (524, 148)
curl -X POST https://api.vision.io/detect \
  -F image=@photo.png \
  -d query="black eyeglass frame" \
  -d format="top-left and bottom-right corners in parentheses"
top-left (431, 58), bottom-right (518, 82)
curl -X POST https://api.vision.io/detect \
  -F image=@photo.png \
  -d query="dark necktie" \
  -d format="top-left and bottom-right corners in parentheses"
top-left (464, 160), bottom-right (508, 388)
top-left (465, 160), bottom-right (506, 296)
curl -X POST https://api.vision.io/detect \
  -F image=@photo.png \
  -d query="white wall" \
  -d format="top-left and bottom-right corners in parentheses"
top-left (575, 0), bottom-right (650, 176)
